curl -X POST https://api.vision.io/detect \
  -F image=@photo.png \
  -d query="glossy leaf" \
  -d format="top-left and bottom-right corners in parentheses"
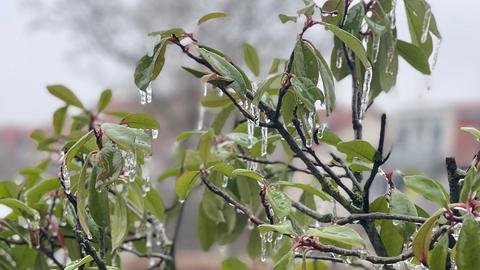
top-left (276, 181), bottom-right (330, 201)
top-left (456, 215), bottom-right (480, 270)
top-left (397, 40), bottom-right (430, 74)
top-left (243, 43), bottom-right (260, 76)
top-left (25, 178), bottom-right (60, 205)
top-left (390, 189), bottom-right (418, 239)
top-left (412, 209), bottom-right (443, 264)
top-left (97, 89), bottom-right (112, 113)
top-left (120, 113), bottom-right (160, 129)
top-left (53, 106), bottom-right (68, 136)
top-left (175, 171), bottom-right (200, 200)
top-left (47, 85), bottom-right (85, 109)
top-left (258, 220), bottom-right (294, 235)
top-left (101, 123), bottom-right (151, 155)
top-left (404, 175), bottom-right (449, 207)
top-left (306, 225), bottom-right (364, 248)
top-left (232, 169), bottom-right (263, 182)
top-left (428, 234), bottom-right (448, 270)
top-left (134, 40), bottom-right (167, 91)
top-left (292, 39), bottom-right (319, 84)
top-left (198, 12), bottom-right (226, 25)
top-left (65, 255), bottom-right (93, 270)
top-left (337, 140), bottom-right (378, 163)
top-left (111, 193), bottom-right (127, 251)
top-left (266, 187), bottom-right (291, 217)
top-left (145, 189), bottom-right (165, 220)
top-left (290, 77), bottom-right (324, 111)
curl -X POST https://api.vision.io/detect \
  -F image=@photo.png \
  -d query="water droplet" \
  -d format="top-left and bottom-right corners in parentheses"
top-left (222, 175), bottom-right (229, 188)
top-left (306, 112), bottom-right (315, 147)
top-left (146, 83), bottom-right (153, 104)
top-left (247, 220), bottom-right (255, 230)
top-left (260, 233), bottom-right (267, 262)
top-left (139, 89), bottom-right (147, 105)
top-left (179, 199), bottom-right (185, 204)
top-left (420, 6), bottom-right (432, 44)
top-left (336, 49), bottom-right (343, 69)
top-left (261, 126), bottom-right (268, 156)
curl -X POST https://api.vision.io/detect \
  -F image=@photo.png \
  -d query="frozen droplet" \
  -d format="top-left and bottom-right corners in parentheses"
top-left (146, 83), bottom-right (153, 104)
top-left (261, 126), bottom-right (268, 157)
top-left (218, 89), bottom-right (224, 96)
top-left (139, 89), bottom-right (147, 105)
top-left (151, 129), bottom-right (158, 139)
top-left (179, 199), bottom-right (185, 204)
top-left (372, 34), bottom-right (381, 63)
top-left (260, 233), bottom-right (267, 262)
top-left (197, 106), bottom-right (205, 130)
top-left (344, 257), bottom-right (352, 264)
top-left (359, 67), bottom-right (373, 119)
top-left (392, 219), bottom-right (400, 226)
top-left (318, 123), bottom-right (327, 140)
top-left (247, 220), bottom-right (255, 230)
top-left (305, 112), bottom-right (316, 147)
top-left (358, 249), bottom-right (368, 259)
top-left (61, 163), bottom-right (71, 195)
top-left (362, 34), bottom-right (369, 51)
top-left (268, 207), bottom-right (275, 218)
top-left (142, 157), bottom-right (152, 195)
top-left (222, 175), bottom-right (229, 188)
top-left (266, 231), bottom-right (274, 243)
top-left (336, 49), bottom-right (343, 69)
top-left (421, 6), bottom-right (432, 44)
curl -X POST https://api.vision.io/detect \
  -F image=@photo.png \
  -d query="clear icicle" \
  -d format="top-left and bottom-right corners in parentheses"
top-left (359, 67), bottom-right (373, 119)
top-left (266, 231), bottom-right (274, 243)
top-left (420, 6), bottom-right (432, 44)
top-left (142, 156), bottom-right (152, 195)
top-left (247, 220), bottom-right (254, 230)
top-left (336, 49), bottom-right (343, 69)
top-left (430, 37), bottom-right (441, 71)
top-left (61, 163), bottom-right (71, 195)
top-left (318, 123), bottom-right (327, 139)
top-left (261, 126), bottom-right (268, 157)
top-left (122, 150), bottom-right (137, 182)
top-left (247, 102), bottom-right (255, 149)
top-left (306, 112), bottom-right (315, 147)
top-left (151, 129), bottom-right (158, 139)
top-left (390, 0), bottom-right (397, 29)
top-left (372, 34), bottom-right (381, 63)
top-left (222, 175), bottom-right (229, 188)
top-left (260, 233), bottom-right (267, 262)
top-left (146, 83), bottom-right (153, 104)
top-left (203, 83), bottom-right (208, 96)
top-left (139, 89), bottom-right (147, 105)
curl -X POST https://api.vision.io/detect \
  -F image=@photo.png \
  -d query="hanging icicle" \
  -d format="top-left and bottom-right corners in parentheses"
top-left (420, 6), bottom-right (432, 44)
top-left (222, 175), bottom-right (229, 188)
top-left (139, 89), bottom-right (147, 105)
top-left (390, 0), bottom-right (397, 29)
top-left (146, 82), bottom-right (153, 104)
top-left (359, 67), bottom-right (373, 119)
top-left (142, 156), bottom-right (152, 195)
top-left (306, 111), bottom-right (316, 147)
top-left (151, 129), bottom-right (159, 140)
top-left (260, 233), bottom-right (267, 262)
top-left (122, 150), bottom-right (137, 182)
top-left (59, 152), bottom-right (71, 195)
top-left (372, 34), bottom-right (381, 63)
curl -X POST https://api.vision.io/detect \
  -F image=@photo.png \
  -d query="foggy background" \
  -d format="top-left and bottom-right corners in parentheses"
top-left (1, 0), bottom-right (480, 269)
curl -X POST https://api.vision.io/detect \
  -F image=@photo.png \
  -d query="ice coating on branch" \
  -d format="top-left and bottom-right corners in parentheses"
top-left (336, 49), bottom-right (343, 69)
top-left (151, 129), bottom-right (159, 139)
top-left (146, 82), bottom-right (153, 104)
top-left (306, 112), bottom-right (316, 147)
top-left (390, 0), bottom-right (397, 29)
top-left (260, 233), bottom-right (267, 262)
top-left (122, 150), bottom-right (137, 182)
top-left (359, 67), bottom-right (373, 119)
top-left (139, 89), bottom-right (147, 105)
top-left (247, 101), bottom-right (256, 149)
top-left (372, 34), bottom-right (381, 63)
top-left (154, 221), bottom-right (168, 246)
top-left (421, 6), bottom-right (432, 44)
top-left (222, 175), bottom-right (229, 188)
top-left (261, 126), bottom-right (268, 157)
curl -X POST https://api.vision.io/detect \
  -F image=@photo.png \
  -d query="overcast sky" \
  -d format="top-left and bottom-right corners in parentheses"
top-left (1, 0), bottom-right (479, 126)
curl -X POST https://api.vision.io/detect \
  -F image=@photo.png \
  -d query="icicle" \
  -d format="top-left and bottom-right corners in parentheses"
top-left (306, 112), bottom-right (315, 147)
top-left (266, 231), bottom-right (274, 243)
top-left (146, 222), bottom-right (153, 248)
top-left (151, 129), bottom-right (158, 140)
top-left (122, 150), bottom-right (137, 182)
top-left (452, 223), bottom-right (462, 240)
top-left (261, 126), bottom-right (268, 157)
top-left (142, 156), bottom-right (152, 195)
top-left (61, 163), bottom-right (71, 195)
top-left (260, 233), bottom-right (267, 262)
top-left (247, 160), bottom-right (258, 171)
top-left (222, 175), bottom-right (229, 188)
top-left (390, 0), bottom-right (397, 29)
top-left (372, 34), bottom-right (381, 63)
top-left (430, 37), bottom-right (441, 71)
top-left (336, 49), bottom-right (343, 69)
top-left (203, 82), bottom-right (208, 96)
top-left (318, 123), bottom-right (327, 139)
top-left (139, 89), bottom-right (147, 105)
top-left (218, 89), bottom-right (224, 96)
top-left (359, 67), bottom-right (373, 119)
top-left (247, 102), bottom-right (255, 149)
top-left (420, 6), bottom-right (432, 44)
top-left (146, 82), bottom-right (153, 104)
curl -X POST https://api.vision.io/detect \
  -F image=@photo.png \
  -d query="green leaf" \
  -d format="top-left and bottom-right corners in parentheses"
top-left (65, 255), bottom-right (93, 270)
top-left (390, 189), bottom-right (418, 239)
top-left (273, 239), bottom-right (295, 270)
top-left (459, 166), bottom-right (480, 202)
top-left (258, 220), bottom-right (295, 235)
top-left (175, 171), bottom-right (200, 200)
top-left (148, 28), bottom-right (186, 39)
top-left (312, 46), bottom-right (336, 115)
top-left (306, 225), bottom-right (364, 248)
top-left (53, 106), bottom-right (68, 136)
top-left (266, 187), bottom-right (291, 217)
top-left (65, 130), bottom-right (95, 169)
top-left (134, 40), bottom-right (167, 91)
top-left (321, 0), bottom-right (345, 25)
top-left (243, 43), bottom-right (260, 76)
top-left (47, 85), bottom-right (85, 109)
top-left (404, 175), bottom-right (449, 207)
top-left (412, 208), bottom-right (443, 264)
top-left (198, 129), bottom-right (214, 166)
top-left (176, 130), bottom-right (205, 142)
top-left (145, 189), bottom-right (165, 220)
top-left (211, 105), bottom-right (234, 134)
top-left (182, 66), bottom-right (209, 78)
top-left (97, 89), bottom-right (112, 113)
top-left (318, 130), bottom-right (342, 146)
top-left (456, 215), bottom-right (480, 270)
top-left (209, 162), bottom-right (234, 177)
top-left (101, 123), bottom-right (151, 155)
top-left (197, 12), bottom-right (226, 25)
top-left (290, 77), bottom-right (324, 111)
top-left (278, 14), bottom-right (297, 24)
top-left (222, 257), bottom-right (249, 270)
top-left (428, 234), bottom-right (448, 270)
top-left (397, 40), bottom-right (430, 74)
top-left (0, 198), bottom-right (40, 221)
top-left (323, 23), bottom-right (371, 69)
top-left (120, 113), bottom-right (160, 129)
top-left (77, 157), bottom-right (92, 239)
top-left (276, 181), bottom-right (331, 201)
top-left (292, 39), bottom-right (320, 84)
top-left (226, 132), bottom-right (257, 147)
top-left (198, 48), bottom-right (248, 99)
top-left (88, 166), bottom-right (110, 227)
top-left (111, 193), bottom-right (127, 251)
top-left (232, 169), bottom-right (263, 182)
top-left (337, 140), bottom-right (378, 163)
top-left (197, 205), bottom-right (217, 250)
top-left (95, 144), bottom-right (123, 183)
top-left (25, 178), bottom-right (60, 205)
top-left (461, 127), bottom-right (480, 141)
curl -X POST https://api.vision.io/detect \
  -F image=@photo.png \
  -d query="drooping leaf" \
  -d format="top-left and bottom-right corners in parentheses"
top-left (311, 45), bottom-right (336, 115)
top-left (65, 130), bottom-right (94, 169)
top-left (197, 205), bottom-right (217, 250)
top-left (412, 209), bottom-right (443, 264)
top-left (306, 225), bottom-right (364, 249)
top-left (47, 85), bottom-right (85, 109)
top-left (198, 12), bottom-right (226, 25)
top-left (88, 166), bottom-right (110, 227)
top-left (461, 127), bottom-right (480, 141)
top-left (243, 43), bottom-right (260, 76)
top-left (455, 215), bottom-right (480, 270)
top-left (404, 175), bottom-right (449, 207)
top-left (198, 129), bottom-right (214, 166)
top-left (120, 113), bottom-right (160, 129)
top-left (292, 39), bottom-right (320, 84)
top-left (290, 77), bottom-right (324, 111)
top-left (175, 171), bottom-right (200, 200)
top-left (145, 189), bottom-right (165, 220)
top-left (258, 220), bottom-right (295, 235)
top-left (25, 178), bottom-right (60, 205)
top-left (397, 40), bottom-right (430, 74)
top-left (134, 40), bottom-right (168, 91)
top-left (101, 123), bottom-right (151, 155)
top-left (53, 106), bottom-right (68, 137)
top-left (428, 234), bottom-right (448, 270)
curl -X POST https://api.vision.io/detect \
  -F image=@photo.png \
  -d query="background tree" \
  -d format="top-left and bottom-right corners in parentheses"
top-left (1, 0), bottom-right (479, 270)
